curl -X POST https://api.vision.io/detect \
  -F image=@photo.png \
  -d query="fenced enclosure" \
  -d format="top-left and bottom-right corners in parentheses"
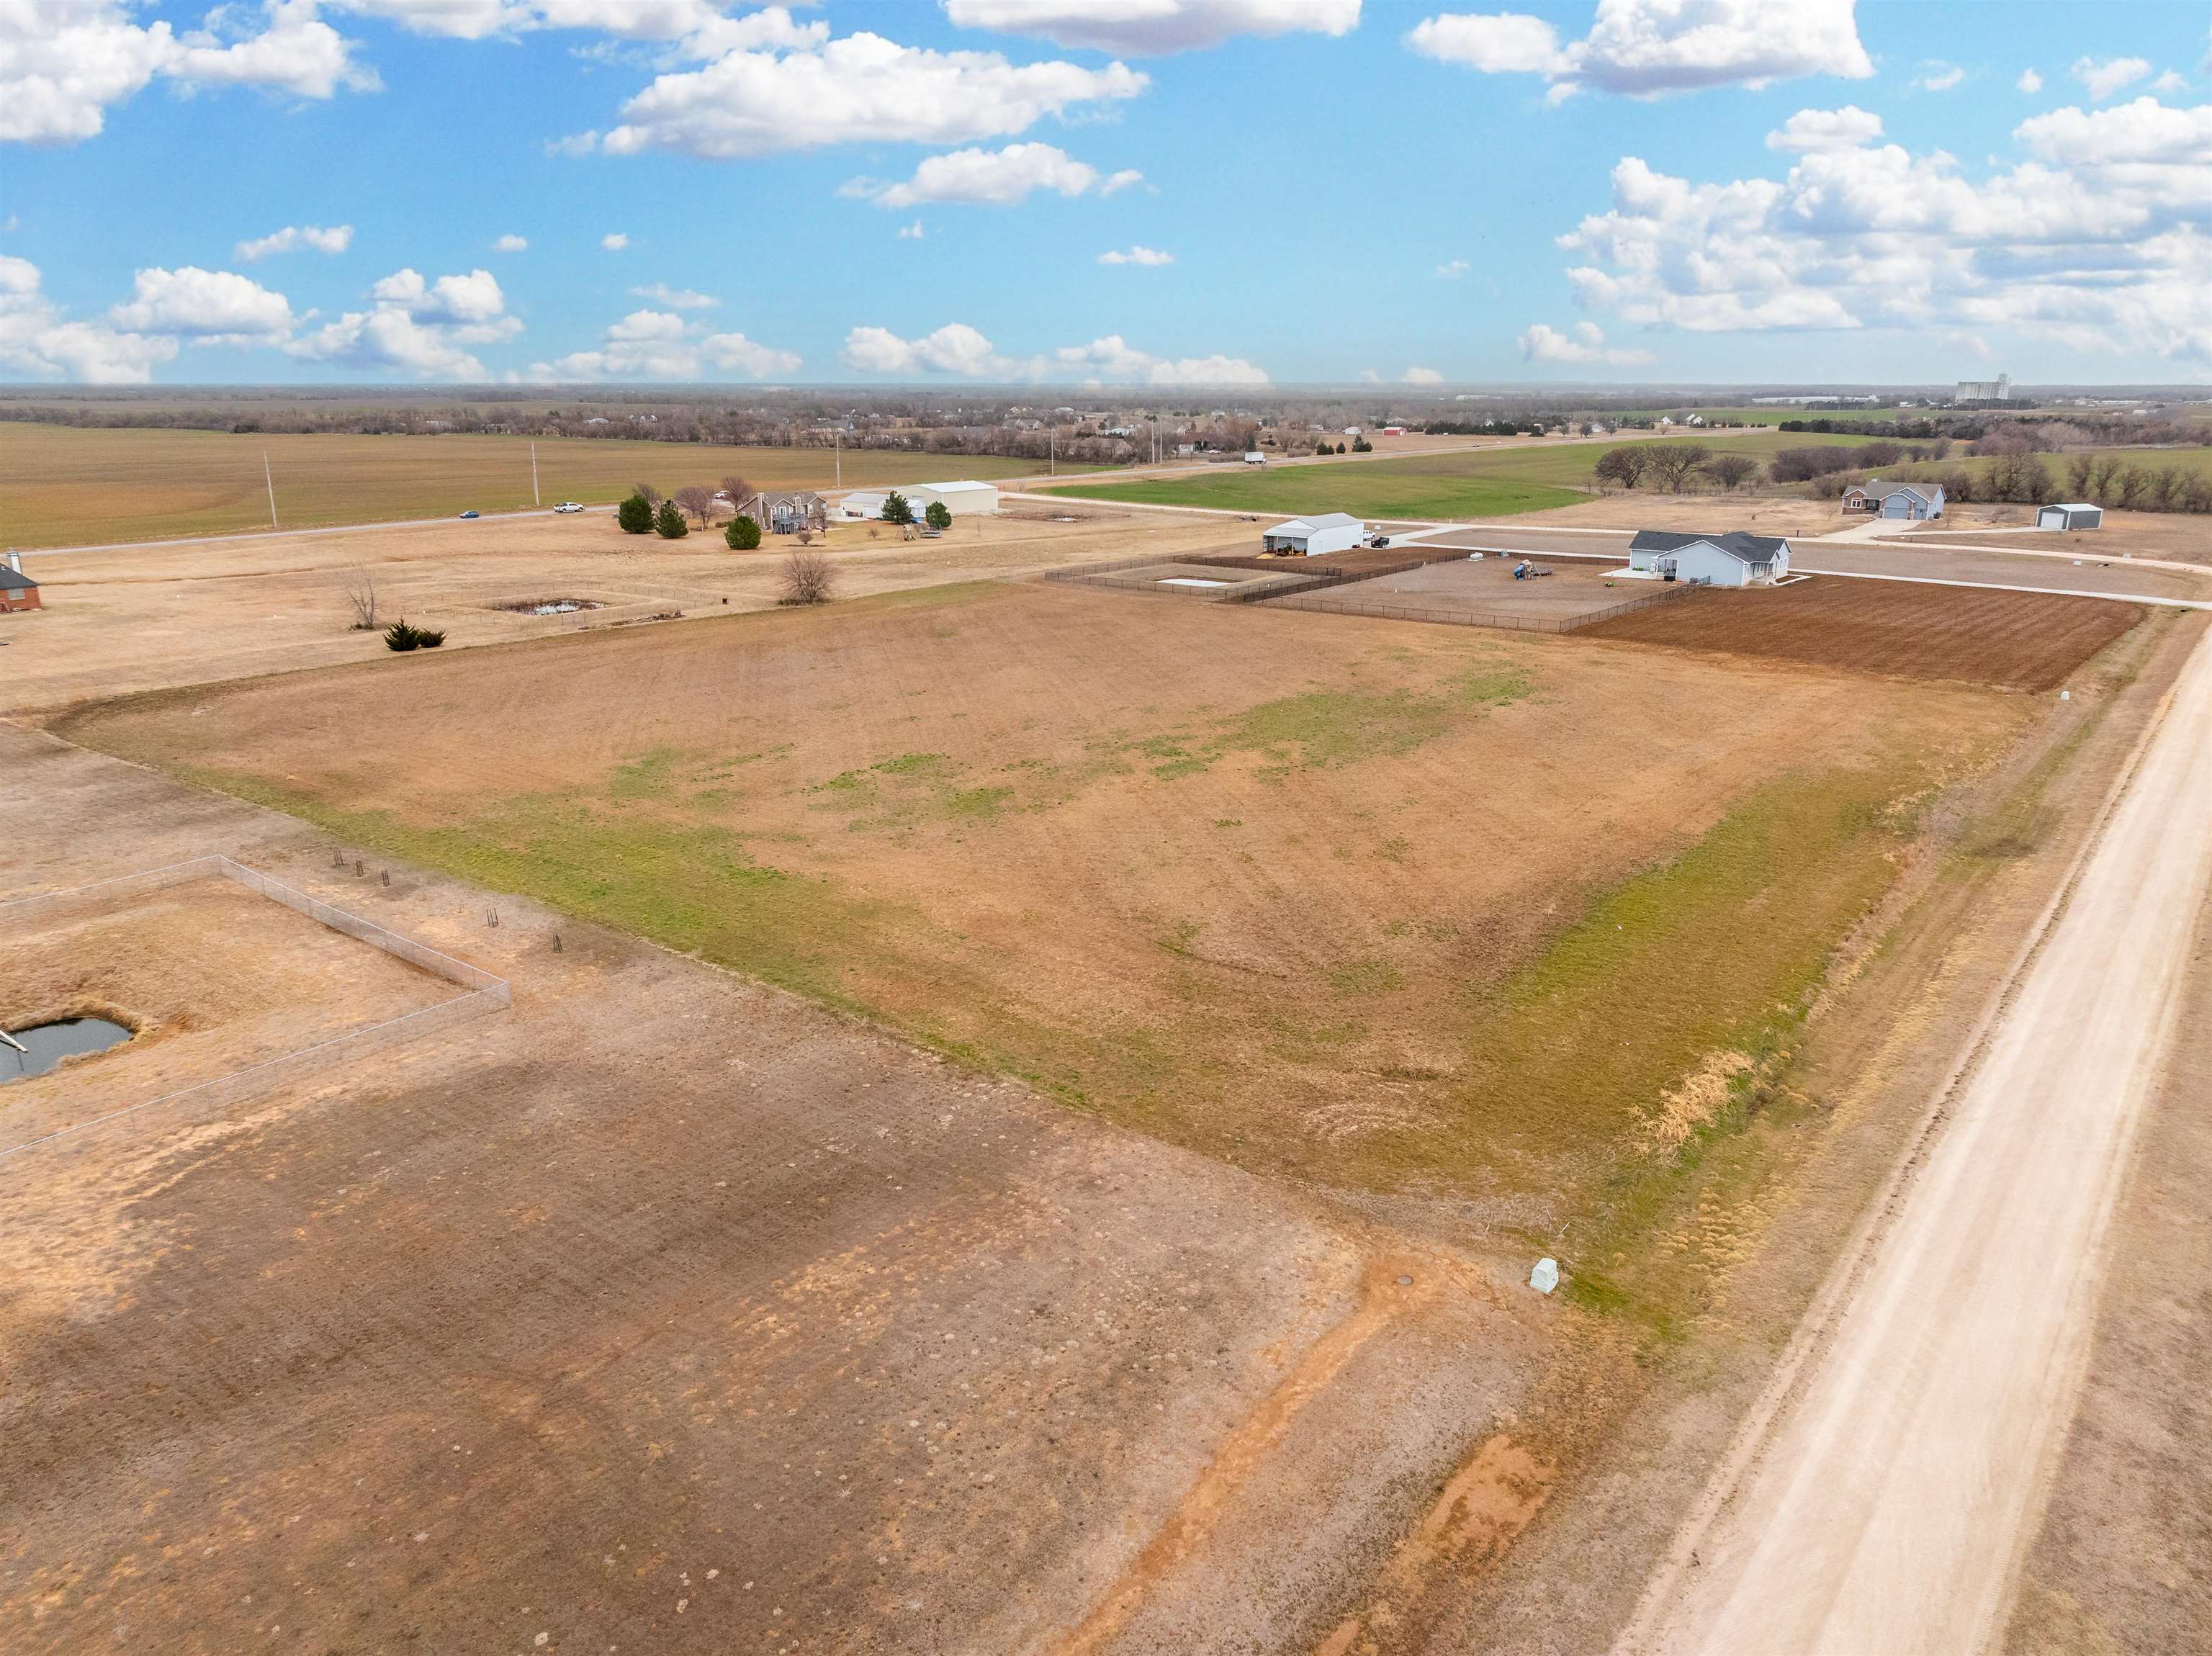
top-left (0, 856), bottom-right (508, 1161)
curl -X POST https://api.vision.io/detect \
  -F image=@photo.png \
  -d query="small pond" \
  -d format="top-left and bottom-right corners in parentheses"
top-left (4, 1017), bottom-right (134, 1083)
top-left (494, 597), bottom-right (603, 616)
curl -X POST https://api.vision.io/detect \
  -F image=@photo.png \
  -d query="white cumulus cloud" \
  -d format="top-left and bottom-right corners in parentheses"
top-left (531, 307), bottom-right (800, 381)
top-left (631, 282), bottom-right (718, 308)
top-left (943, 0), bottom-right (1361, 55)
top-left (897, 220), bottom-right (926, 239)
top-left (291, 266), bottom-right (521, 378)
top-left (1402, 366), bottom-right (1445, 384)
top-left (494, 233), bottom-right (529, 252)
top-left (1098, 246), bottom-right (1174, 265)
top-left (1766, 105), bottom-right (1883, 153)
top-left (1, 0), bottom-right (377, 145)
top-left (235, 223), bottom-right (354, 261)
top-left (1517, 321), bottom-right (1655, 365)
top-left (590, 30), bottom-right (1146, 160)
top-left (840, 323), bottom-right (1266, 384)
top-left (601, 232), bottom-right (631, 251)
top-left (0, 255), bottom-right (177, 382)
top-left (843, 143), bottom-right (1140, 208)
top-left (1436, 257), bottom-right (1470, 277)
top-left (2073, 56), bottom-right (2151, 101)
top-left (1553, 97), bottom-right (2212, 362)
top-left (1916, 63), bottom-right (1964, 94)
top-left (1408, 0), bottom-right (1871, 99)
top-left (2018, 68), bottom-right (2044, 94)
top-left (109, 266), bottom-right (297, 341)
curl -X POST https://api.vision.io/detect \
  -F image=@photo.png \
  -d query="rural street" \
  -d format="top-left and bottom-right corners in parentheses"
top-left (18, 503), bottom-right (611, 559)
top-left (1622, 623), bottom-right (2212, 1656)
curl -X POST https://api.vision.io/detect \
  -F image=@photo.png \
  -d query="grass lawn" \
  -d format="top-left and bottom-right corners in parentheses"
top-left (1044, 429), bottom-right (1869, 519)
top-left (0, 423), bottom-right (1084, 547)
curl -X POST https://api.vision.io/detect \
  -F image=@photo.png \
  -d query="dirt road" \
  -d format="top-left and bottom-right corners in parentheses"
top-left (1624, 626), bottom-right (2212, 1656)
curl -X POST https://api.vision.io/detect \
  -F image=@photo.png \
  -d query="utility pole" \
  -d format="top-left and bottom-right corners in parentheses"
top-left (1049, 423), bottom-right (1056, 477)
top-left (835, 428), bottom-right (842, 488)
top-left (264, 452), bottom-right (279, 529)
top-left (531, 441), bottom-right (540, 506)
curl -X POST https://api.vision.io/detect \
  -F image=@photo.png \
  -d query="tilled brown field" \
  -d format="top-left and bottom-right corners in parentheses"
top-left (61, 580), bottom-right (2031, 1215)
top-left (1578, 576), bottom-right (2144, 690)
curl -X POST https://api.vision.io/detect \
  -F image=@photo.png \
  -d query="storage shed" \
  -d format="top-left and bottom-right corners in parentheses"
top-left (1627, 529), bottom-right (1791, 587)
top-left (2037, 502), bottom-right (2103, 531)
top-left (909, 480), bottom-right (1000, 516)
top-left (1262, 513), bottom-right (1365, 557)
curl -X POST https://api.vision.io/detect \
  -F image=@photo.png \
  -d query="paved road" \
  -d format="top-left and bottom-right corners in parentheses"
top-left (1624, 626), bottom-right (2212, 1655)
top-left (22, 504), bottom-right (608, 559)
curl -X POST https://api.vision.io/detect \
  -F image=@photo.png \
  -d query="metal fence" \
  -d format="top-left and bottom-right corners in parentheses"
top-left (1, 856), bottom-right (509, 1161)
top-left (1258, 582), bottom-right (1694, 634)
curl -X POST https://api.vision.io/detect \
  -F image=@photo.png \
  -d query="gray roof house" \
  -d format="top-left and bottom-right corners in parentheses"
top-left (1627, 529), bottom-right (1791, 587)
top-left (1842, 478), bottom-right (1946, 520)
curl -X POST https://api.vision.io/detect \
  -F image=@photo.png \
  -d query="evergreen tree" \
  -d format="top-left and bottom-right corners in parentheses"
top-left (617, 494), bottom-right (654, 534)
top-left (655, 498), bottom-right (689, 539)
top-left (881, 490), bottom-right (915, 526)
top-left (924, 500), bottom-right (952, 530)
top-left (727, 513), bottom-right (762, 550)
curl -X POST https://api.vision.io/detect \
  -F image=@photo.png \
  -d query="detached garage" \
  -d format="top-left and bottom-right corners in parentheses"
top-left (1262, 513), bottom-right (1365, 557)
top-left (2038, 502), bottom-right (2103, 531)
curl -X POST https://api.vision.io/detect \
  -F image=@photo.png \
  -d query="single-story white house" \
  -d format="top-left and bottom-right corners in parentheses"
top-left (1262, 512), bottom-right (1365, 557)
top-left (835, 480), bottom-right (1001, 521)
top-left (1628, 529), bottom-right (1791, 587)
top-left (2037, 502), bottom-right (2103, 531)
top-left (1842, 479), bottom-right (1946, 520)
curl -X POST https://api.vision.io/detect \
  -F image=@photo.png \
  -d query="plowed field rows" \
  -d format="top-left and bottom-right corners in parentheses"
top-left (1579, 577), bottom-right (2142, 690)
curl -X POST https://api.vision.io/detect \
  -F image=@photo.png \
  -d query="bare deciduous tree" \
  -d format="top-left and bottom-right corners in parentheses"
top-left (1592, 446), bottom-right (1651, 490)
top-left (633, 482), bottom-right (663, 508)
top-left (781, 551), bottom-right (834, 605)
top-left (719, 475), bottom-right (755, 510)
top-left (1645, 444), bottom-right (1712, 492)
top-left (673, 485), bottom-right (716, 528)
top-left (342, 567), bottom-right (379, 631)
top-left (1701, 454), bottom-right (1759, 492)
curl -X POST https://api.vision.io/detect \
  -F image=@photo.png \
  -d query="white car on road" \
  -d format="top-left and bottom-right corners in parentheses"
top-left (553, 501), bottom-right (584, 513)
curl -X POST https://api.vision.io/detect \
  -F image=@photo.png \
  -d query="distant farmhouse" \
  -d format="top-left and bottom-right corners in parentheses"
top-left (1956, 374), bottom-right (2011, 402)
top-left (1, 554), bottom-right (38, 613)
top-left (1628, 530), bottom-right (1791, 587)
top-left (1842, 478), bottom-right (1946, 521)
top-left (737, 490), bottom-right (829, 535)
top-left (1262, 513), bottom-right (1364, 557)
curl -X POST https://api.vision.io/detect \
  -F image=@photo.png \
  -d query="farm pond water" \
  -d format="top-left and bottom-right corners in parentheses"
top-left (4, 1017), bottom-right (133, 1083)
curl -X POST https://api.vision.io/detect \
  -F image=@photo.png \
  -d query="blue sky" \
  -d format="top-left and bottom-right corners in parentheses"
top-left (2, 1), bottom-right (2207, 387)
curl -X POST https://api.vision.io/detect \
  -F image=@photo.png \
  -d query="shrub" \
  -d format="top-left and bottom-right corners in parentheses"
top-left (881, 490), bottom-right (914, 526)
top-left (924, 500), bottom-right (951, 531)
top-left (655, 499), bottom-right (688, 538)
top-left (781, 551), bottom-right (835, 605)
top-left (1351, 437), bottom-right (1371, 452)
top-left (726, 513), bottom-right (761, 550)
top-left (416, 626), bottom-right (445, 648)
top-left (383, 620), bottom-right (428, 652)
top-left (616, 494), bottom-right (654, 534)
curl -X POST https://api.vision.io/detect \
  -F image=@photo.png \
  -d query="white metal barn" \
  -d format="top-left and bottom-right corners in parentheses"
top-left (2038, 502), bottom-right (2103, 530)
top-left (1262, 513), bottom-right (1365, 557)
top-left (833, 481), bottom-right (1002, 522)
top-left (909, 480), bottom-right (1001, 516)
top-left (1627, 529), bottom-right (1791, 587)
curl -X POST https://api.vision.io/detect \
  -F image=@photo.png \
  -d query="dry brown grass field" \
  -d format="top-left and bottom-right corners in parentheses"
top-left (1580, 576), bottom-right (2144, 690)
top-left (62, 580), bottom-right (2034, 1223)
top-left (0, 423), bottom-right (1076, 547)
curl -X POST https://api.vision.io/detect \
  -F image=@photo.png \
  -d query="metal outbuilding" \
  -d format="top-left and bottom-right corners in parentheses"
top-left (1262, 513), bottom-right (1365, 557)
top-left (2037, 502), bottom-right (2103, 531)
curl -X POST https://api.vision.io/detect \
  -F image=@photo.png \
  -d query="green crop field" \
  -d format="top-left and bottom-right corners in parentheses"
top-left (0, 423), bottom-right (1082, 547)
top-left (1044, 428), bottom-right (1867, 518)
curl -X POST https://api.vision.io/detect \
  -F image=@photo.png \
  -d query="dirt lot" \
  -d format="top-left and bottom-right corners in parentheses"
top-left (1888, 505), bottom-right (2212, 564)
top-left (0, 505), bottom-right (1249, 714)
top-left (1262, 556), bottom-right (1682, 631)
top-left (1581, 576), bottom-right (2145, 691)
top-left (60, 580), bottom-right (2031, 1222)
top-left (1064, 560), bottom-right (1316, 600)
top-left (3, 728), bottom-right (1546, 1656)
